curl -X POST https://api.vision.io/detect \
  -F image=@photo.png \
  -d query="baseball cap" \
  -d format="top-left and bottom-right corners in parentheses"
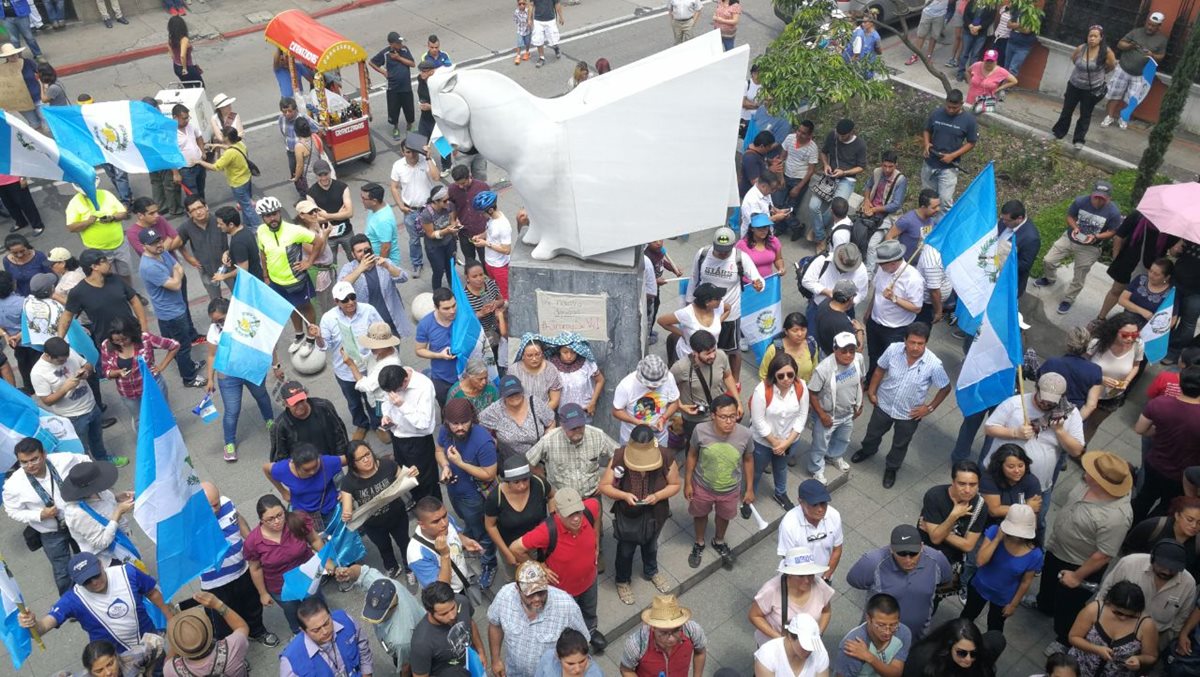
top-left (982, 49), bottom-right (999, 62)
top-left (785, 613), bottom-right (822, 651)
top-left (362, 578), bottom-right (397, 623)
top-left (1152, 539), bottom-right (1187, 573)
top-left (281, 381), bottom-right (309, 406)
top-left (712, 226), bottom-right (737, 254)
top-left (68, 552), bottom-right (103, 585)
top-left (386, 31), bottom-right (404, 43)
top-left (558, 403), bottom-right (590, 430)
top-left (312, 159), bottom-right (332, 176)
top-left (1092, 180), bottom-right (1113, 200)
top-left (890, 525), bottom-right (921, 554)
top-left (47, 247), bottom-right (71, 262)
top-left (1149, 11), bottom-right (1165, 24)
top-left (555, 487), bottom-right (586, 516)
top-left (332, 281), bottom-right (356, 301)
top-left (137, 228), bottom-right (164, 246)
top-left (1036, 372), bottom-right (1067, 404)
top-left (833, 331), bottom-right (858, 350)
top-left (515, 561), bottom-right (548, 595)
top-left (498, 374), bottom-right (524, 398)
top-left (832, 279), bottom-right (858, 303)
top-left (295, 198), bottom-right (320, 214)
top-left (797, 478), bottom-right (831, 505)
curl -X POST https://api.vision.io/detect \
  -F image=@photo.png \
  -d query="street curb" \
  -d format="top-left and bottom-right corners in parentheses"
top-left (55, 0), bottom-right (392, 77)
top-left (597, 471), bottom-right (851, 644)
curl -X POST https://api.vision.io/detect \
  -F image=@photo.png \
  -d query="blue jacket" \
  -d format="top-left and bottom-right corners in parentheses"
top-left (5, 0), bottom-right (31, 18)
top-left (279, 609), bottom-right (364, 677)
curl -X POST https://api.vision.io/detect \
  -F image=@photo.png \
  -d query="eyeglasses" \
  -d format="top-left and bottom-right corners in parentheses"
top-left (338, 294), bottom-right (358, 303)
top-left (954, 649), bottom-right (976, 659)
top-left (714, 413), bottom-right (739, 421)
top-left (263, 513), bottom-right (285, 523)
top-left (806, 531), bottom-right (828, 542)
top-left (870, 620), bottom-right (900, 632)
top-left (1119, 330), bottom-right (1140, 339)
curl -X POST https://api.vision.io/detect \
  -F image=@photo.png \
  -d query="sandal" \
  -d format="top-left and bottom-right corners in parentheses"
top-left (905, 54), bottom-right (919, 65)
top-left (616, 582), bottom-right (635, 605)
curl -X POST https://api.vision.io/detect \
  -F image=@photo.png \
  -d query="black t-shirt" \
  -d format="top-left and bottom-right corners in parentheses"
top-left (483, 476), bottom-right (551, 547)
top-left (409, 595), bottom-right (475, 676)
top-left (919, 484), bottom-right (986, 564)
top-left (339, 457), bottom-right (401, 527)
top-left (978, 471), bottom-right (1041, 526)
top-left (815, 302), bottom-right (854, 356)
top-left (228, 227), bottom-right (264, 281)
top-left (531, 0), bottom-right (559, 22)
top-left (417, 78), bottom-right (435, 133)
top-left (308, 179), bottom-right (354, 238)
top-left (821, 131), bottom-right (868, 173)
top-left (65, 276), bottom-right (136, 342)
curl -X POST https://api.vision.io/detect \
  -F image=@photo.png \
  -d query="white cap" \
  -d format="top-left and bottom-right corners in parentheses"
top-left (833, 331), bottom-right (858, 349)
top-left (1149, 11), bottom-right (1165, 23)
top-left (785, 614), bottom-right (822, 651)
top-left (332, 281), bottom-right (356, 301)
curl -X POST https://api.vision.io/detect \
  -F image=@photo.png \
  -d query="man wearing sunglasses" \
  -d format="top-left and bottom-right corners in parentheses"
top-left (309, 281), bottom-right (385, 440)
top-left (777, 479), bottom-right (845, 585)
top-left (847, 524), bottom-right (951, 640)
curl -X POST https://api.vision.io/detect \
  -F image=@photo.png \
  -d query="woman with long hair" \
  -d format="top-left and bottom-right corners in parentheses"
top-left (749, 353), bottom-right (809, 507)
top-left (463, 259), bottom-right (506, 362)
top-left (980, 443), bottom-right (1043, 524)
top-left (904, 618), bottom-right (1001, 677)
top-left (1116, 257), bottom-right (1174, 327)
top-left (100, 317), bottom-right (180, 430)
top-left (3, 233), bottom-right (50, 296)
top-left (736, 213), bottom-right (785, 281)
top-left (167, 15), bottom-right (203, 88)
top-left (1120, 495), bottom-right (1200, 580)
top-left (339, 441), bottom-right (418, 584)
top-left (544, 332), bottom-right (604, 415)
top-left (1051, 25), bottom-right (1115, 149)
top-left (80, 640), bottom-right (121, 677)
top-left (1084, 312), bottom-right (1144, 442)
top-left (243, 494), bottom-right (329, 635)
top-left (290, 117), bottom-right (333, 197)
top-left (197, 126), bottom-right (260, 227)
top-left (1067, 581), bottom-right (1158, 677)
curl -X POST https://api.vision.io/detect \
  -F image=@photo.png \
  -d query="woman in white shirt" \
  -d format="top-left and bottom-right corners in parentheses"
top-left (59, 460), bottom-right (136, 564)
top-left (658, 281), bottom-right (728, 363)
top-left (1083, 311), bottom-right (1144, 443)
top-left (753, 613), bottom-right (830, 677)
top-left (750, 353), bottom-right (809, 510)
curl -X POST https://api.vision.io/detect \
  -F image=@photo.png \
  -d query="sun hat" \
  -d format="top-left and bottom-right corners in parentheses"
top-left (642, 594), bottom-right (692, 629)
top-left (166, 607), bottom-right (213, 659)
top-left (359, 322), bottom-right (400, 349)
top-left (778, 546), bottom-right (828, 576)
top-left (999, 503), bottom-right (1037, 540)
top-left (875, 240), bottom-right (904, 264)
top-left (636, 354), bottom-right (669, 389)
top-left (60, 461), bottom-right (119, 502)
top-left (1082, 451), bottom-right (1133, 497)
top-left (624, 435), bottom-right (662, 472)
top-left (211, 93), bottom-right (236, 110)
top-left (0, 44), bottom-right (27, 59)
top-left (516, 561), bottom-right (548, 595)
top-left (785, 613), bottom-right (822, 651)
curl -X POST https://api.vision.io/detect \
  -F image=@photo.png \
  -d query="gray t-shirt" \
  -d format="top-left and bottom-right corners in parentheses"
top-left (808, 354), bottom-right (864, 421)
top-left (689, 421), bottom-right (754, 494)
top-left (1118, 28), bottom-right (1168, 75)
top-left (670, 352), bottom-right (732, 423)
top-left (408, 595), bottom-right (475, 676)
top-left (531, 0), bottom-right (558, 21)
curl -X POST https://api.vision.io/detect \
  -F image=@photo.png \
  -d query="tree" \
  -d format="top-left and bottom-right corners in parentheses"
top-left (758, 0), bottom-right (892, 120)
top-left (1132, 20), bottom-right (1200, 205)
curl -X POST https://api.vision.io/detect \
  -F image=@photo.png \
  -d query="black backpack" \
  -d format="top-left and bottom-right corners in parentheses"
top-left (849, 215), bottom-right (886, 257)
top-left (537, 508), bottom-right (596, 562)
top-left (795, 254), bottom-right (830, 300)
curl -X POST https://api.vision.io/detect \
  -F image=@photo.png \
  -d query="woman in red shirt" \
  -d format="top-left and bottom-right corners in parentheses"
top-left (99, 317), bottom-right (180, 431)
top-left (243, 494), bottom-right (328, 635)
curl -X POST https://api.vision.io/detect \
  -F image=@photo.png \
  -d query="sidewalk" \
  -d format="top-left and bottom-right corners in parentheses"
top-left (877, 32), bottom-right (1200, 182)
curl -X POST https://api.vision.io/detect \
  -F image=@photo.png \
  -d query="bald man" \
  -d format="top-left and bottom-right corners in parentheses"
top-left (196, 482), bottom-right (281, 647)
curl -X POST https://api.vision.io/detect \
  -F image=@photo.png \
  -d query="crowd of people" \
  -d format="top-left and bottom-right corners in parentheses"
top-left (0, 3), bottom-right (1198, 677)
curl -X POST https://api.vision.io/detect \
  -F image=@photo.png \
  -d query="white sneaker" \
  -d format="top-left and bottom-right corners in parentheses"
top-left (1100, 115), bottom-right (1114, 127)
top-left (287, 338), bottom-right (304, 354)
top-left (813, 470), bottom-right (828, 485)
top-left (298, 340), bottom-right (315, 358)
top-left (1118, 118), bottom-right (1128, 130)
top-left (830, 457), bottom-right (851, 472)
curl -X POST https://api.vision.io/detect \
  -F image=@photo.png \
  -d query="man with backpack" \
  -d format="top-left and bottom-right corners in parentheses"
top-left (799, 243), bottom-right (869, 329)
top-left (685, 227), bottom-right (765, 378)
top-left (509, 487), bottom-right (606, 653)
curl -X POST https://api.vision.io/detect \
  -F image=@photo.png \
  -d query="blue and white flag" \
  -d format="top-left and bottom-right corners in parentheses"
top-left (0, 554), bottom-right (32, 670)
top-left (923, 163), bottom-right (1000, 337)
top-left (957, 251), bottom-right (1024, 416)
top-left (1121, 58), bottom-right (1157, 123)
top-left (214, 272), bottom-right (295, 386)
top-left (740, 274), bottom-right (782, 364)
top-left (42, 101), bottom-right (185, 173)
top-left (449, 267), bottom-right (498, 380)
top-left (0, 110), bottom-right (96, 203)
top-left (280, 553), bottom-right (324, 602)
top-left (0, 378), bottom-right (84, 477)
top-left (21, 311), bottom-right (100, 367)
top-left (318, 503), bottom-right (367, 568)
top-left (133, 359), bottom-right (228, 599)
top-left (1141, 286), bottom-right (1175, 363)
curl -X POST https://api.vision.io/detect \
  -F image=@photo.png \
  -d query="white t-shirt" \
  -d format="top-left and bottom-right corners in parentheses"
top-left (612, 372), bottom-right (680, 445)
top-left (31, 351), bottom-right (95, 418)
top-left (484, 214), bottom-right (513, 268)
top-left (643, 255), bottom-right (658, 297)
top-left (742, 79), bottom-right (761, 121)
top-left (390, 158), bottom-right (436, 208)
top-left (754, 635), bottom-right (830, 677)
top-left (740, 186), bottom-right (774, 235)
top-left (673, 302), bottom-right (725, 358)
top-left (870, 264), bottom-right (925, 327)
top-left (984, 394), bottom-right (1085, 492)
top-left (781, 136), bottom-right (819, 181)
top-left (688, 247), bottom-right (763, 319)
top-left (777, 505), bottom-right (844, 565)
top-left (177, 121), bottom-right (203, 165)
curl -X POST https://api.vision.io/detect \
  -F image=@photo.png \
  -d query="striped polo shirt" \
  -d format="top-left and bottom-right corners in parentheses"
top-left (199, 496), bottom-right (248, 589)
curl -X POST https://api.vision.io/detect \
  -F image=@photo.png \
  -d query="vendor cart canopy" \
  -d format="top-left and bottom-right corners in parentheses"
top-left (264, 9), bottom-right (368, 73)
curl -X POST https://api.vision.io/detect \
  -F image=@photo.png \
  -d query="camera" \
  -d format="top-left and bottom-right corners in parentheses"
top-left (694, 402), bottom-right (708, 415)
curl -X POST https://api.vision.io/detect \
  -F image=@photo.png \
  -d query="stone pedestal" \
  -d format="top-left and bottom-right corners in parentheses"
top-left (507, 242), bottom-right (645, 436)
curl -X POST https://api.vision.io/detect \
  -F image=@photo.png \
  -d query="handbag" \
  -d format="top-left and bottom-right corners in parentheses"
top-left (810, 138), bottom-right (841, 203)
top-left (230, 145), bottom-right (261, 177)
top-left (613, 504), bottom-right (657, 545)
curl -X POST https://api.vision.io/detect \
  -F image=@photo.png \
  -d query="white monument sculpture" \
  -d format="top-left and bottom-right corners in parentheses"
top-left (428, 31), bottom-right (750, 263)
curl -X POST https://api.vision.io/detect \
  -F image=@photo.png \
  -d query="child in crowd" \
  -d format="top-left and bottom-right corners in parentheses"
top-left (513, 0), bottom-right (532, 65)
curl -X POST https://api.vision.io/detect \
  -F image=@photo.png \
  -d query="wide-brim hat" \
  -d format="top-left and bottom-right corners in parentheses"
top-left (0, 43), bottom-right (27, 58)
top-left (166, 608), bottom-right (213, 659)
top-left (61, 461), bottom-right (119, 502)
top-left (778, 546), bottom-right (828, 576)
top-left (1082, 451), bottom-right (1133, 497)
top-left (642, 594), bottom-right (691, 629)
top-left (211, 93), bottom-right (236, 110)
top-left (875, 239), bottom-right (904, 264)
top-left (359, 321), bottom-right (400, 349)
top-left (624, 438), bottom-right (662, 472)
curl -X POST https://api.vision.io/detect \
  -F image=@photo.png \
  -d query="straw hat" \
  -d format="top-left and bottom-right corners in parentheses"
top-left (641, 594), bottom-right (692, 629)
top-left (623, 437), bottom-right (662, 472)
top-left (359, 322), bottom-right (400, 349)
top-left (1082, 451), bottom-right (1133, 497)
top-left (211, 93), bottom-right (236, 110)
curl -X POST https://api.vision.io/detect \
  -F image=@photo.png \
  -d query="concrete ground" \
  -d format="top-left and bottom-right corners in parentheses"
top-left (0, 1), bottom-right (1159, 674)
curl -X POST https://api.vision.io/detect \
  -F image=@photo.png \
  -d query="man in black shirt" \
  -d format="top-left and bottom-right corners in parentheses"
top-left (214, 206), bottom-right (264, 282)
top-left (269, 381), bottom-right (349, 462)
top-left (410, 581), bottom-right (484, 677)
top-left (369, 31), bottom-right (416, 140)
top-left (416, 59), bottom-right (438, 139)
top-left (815, 280), bottom-right (862, 357)
top-left (308, 160), bottom-right (356, 263)
top-left (1166, 240), bottom-right (1200, 364)
top-left (918, 460), bottom-right (986, 570)
top-left (808, 118), bottom-right (867, 242)
top-left (58, 249), bottom-right (146, 344)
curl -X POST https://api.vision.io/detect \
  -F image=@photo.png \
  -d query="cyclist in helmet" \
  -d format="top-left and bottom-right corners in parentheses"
top-left (254, 196), bottom-right (327, 355)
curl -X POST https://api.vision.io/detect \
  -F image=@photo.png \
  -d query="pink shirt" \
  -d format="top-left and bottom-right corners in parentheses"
top-left (242, 514), bottom-right (316, 595)
top-left (736, 237), bottom-right (781, 278)
top-left (752, 574), bottom-right (835, 645)
top-left (967, 63), bottom-right (1013, 103)
top-left (712, 2), bottom-right (741, 37)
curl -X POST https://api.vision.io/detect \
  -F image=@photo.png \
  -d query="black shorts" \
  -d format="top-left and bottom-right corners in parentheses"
top-left (1106, 248), bottom-right (1141, 285)
top-left (718, 319), bottom-right (741, 352)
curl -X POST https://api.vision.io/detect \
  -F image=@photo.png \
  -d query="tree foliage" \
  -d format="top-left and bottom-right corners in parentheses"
top-left (978, 0), bottom-right (1043, 33)
top-left (1133, 21), bottom-right (1200, 205)
top-left (758, 0), bottom-right (892, 120)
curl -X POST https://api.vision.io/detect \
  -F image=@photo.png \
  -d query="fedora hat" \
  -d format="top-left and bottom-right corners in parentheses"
top-left (60, 461), bottom-right (119, 502)
top-left (0, 44), bottom-right (27, 59)
top-left (875, 240), bottom-right (904, 264)
top-left (1082, 451), bottom-right (1133, 497)
top-left (642, 594), bottom-right (692, 629)
top-left (623, 437), bottom-right (662, 473)
top-left (167, 608), bottom-right (213, 659)
top-left (359, 321), bottom-right (400, 349)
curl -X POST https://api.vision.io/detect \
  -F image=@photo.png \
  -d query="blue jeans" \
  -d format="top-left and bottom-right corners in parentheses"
top-left (425, 240), bottom-right (457, 290)
top-left (806, 177), bottom-right (855, 241)
top-left (448, 491), bottom-right (496, 569)
top-left (336, 377), bottom-right (379, 431)
top-left (721, 36), bottom-right (735, 51)
top-left (958, 30), bottom-right (988, 77)
top-left (158, 314), bottom-right (199, 382)
top-left (920, 164), bottom-right (960, 214)
top-left (102, 164), bottom-right (132, 206)
top-left (230, 182), bottom-right (261, 227)
top-left (809, 415), bottom-right (854, 473)
top-left (42, 528), bottom-right (76, 594)
top-left (178, 165), bottom-right (206, 202)
top-left (753, 439), bottom-right (797, 497)
top-left (1005, 42), bottom-right (1033, 76)
top-left (403, 210), bottom-right (424, 268)
top-left (43, 0), bottom-right (65, 23)
top-left (4, 16), bottom-right (41, 57)
top-left (216, 373), bottom-right (274, 445)
top-left (69, 407), bottom-right (111, 461)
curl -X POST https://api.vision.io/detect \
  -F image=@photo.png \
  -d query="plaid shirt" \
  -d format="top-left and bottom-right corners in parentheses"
top-left (524, 425), bottom-right (617, 496)
top-left (486, 583), bottom-right (588, 677)
top-left (99, 332), bottom-right (180, 398)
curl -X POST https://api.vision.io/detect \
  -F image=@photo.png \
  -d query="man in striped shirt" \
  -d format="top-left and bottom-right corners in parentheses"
top-left (198, 482), bottom-right (280, 647)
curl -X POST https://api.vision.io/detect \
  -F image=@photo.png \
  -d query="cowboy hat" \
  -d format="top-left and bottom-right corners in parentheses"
top-left (0, 44), bottom-right (27, 59)
top-left (642, 594), bottom-right (692, 629)
top-left (60, 461), bottom-right (119, 502)
top-left (1082, 451), bottom-right (1133, 497)
top-left (359, 321), bottom-right (400, 349)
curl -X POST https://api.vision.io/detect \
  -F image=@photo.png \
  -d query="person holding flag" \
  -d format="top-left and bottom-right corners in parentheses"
top-left (59, 460), bottom-right (139, 565)
top-left (863, 240), bottom-right (925, 381)
top-left (19, 552), bottom-right (175, 674)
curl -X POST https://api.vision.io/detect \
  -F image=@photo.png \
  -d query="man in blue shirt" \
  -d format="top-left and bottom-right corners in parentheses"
top-left (847, 525), bottom-right (951, 640)
top-left (415, 287), bottom-right (458, 405)
top-left (1035, 180), bottom-right (1124, 315)
top-left (369, 31), bottom-right (416, 140)
top-left (887, 189), bottom-right (940, 259)
top-left (921, 90), bottom-right (977, 215)
top-left (20, 553), bottom-right (174, 667)
top-left (137, 228), bottom-right (205, 387)
top-left (309, 280), bottom-right (385, 437)
top-left (362, 182), bottom-right (402, 267)
top-left (435, 398), bottom-right (499, 587)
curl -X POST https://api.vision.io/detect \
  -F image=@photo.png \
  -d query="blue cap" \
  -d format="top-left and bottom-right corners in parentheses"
top-left (68, 552), bottom-right (103, 585)
top-left (749, 213), bottom-right (773, 229)
top-left (499, 374), bottom-right (524, 398)
top-left (797, 479), bottom-right (831, 505)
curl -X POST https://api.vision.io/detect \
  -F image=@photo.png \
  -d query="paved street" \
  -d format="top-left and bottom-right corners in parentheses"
top-left (0, 1), bottom-right (1157, 674)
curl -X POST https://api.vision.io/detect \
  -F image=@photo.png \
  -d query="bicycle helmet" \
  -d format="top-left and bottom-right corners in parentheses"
top-left (472, 190), bottom-right (498, 212)
top-left (255, 196), bottom-right (283, 215)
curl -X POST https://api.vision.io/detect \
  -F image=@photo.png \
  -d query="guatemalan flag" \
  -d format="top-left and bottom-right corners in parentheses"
top-left (924, 163), bottom-right (1000, 337)
top-left (0, 110), bottom-right (96, 203)
top-left (42, 101), bottom-right (185, 173)
top-left (449, 267), bottom-right (498, 381)
top-left (0, 378), bottom-right (84, 479)
top-left (0, 554), bottom-right (33, 670)
top-left (955, 251), bottom-right (1023, 415)
top-left (1141, 286), bottom-right (1175, 363)
top-left (21, 311), bottom-right (100, 367)
top-left (740, 274), bottom-right (783, 365)
top-left (214, 271), bottom-right (295, 386)
top-left (132, 359), bottom-right (228, 599)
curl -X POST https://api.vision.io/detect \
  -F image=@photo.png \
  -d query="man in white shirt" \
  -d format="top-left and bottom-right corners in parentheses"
top-left (171, 103), bottom-right (207, 202)
top-left (470, 191), bottom-right (513, 299)
top-left (916, 243), bottom-right (952, 326)
top-left (406, 497), bottom-right (484, 592)
top-left (389, 142), bottom-right (441, 275)
top-left (613, 354), bottom-right (680, 447)
top-left (31, 338), bottom-right (124, 466)
top-left (739, 173), bottom-right (789, 235)
top-left (863, 239), bottom-right (925, 381)
top-left (781, 121), bottom-right (819, 241)
top-left (2, 438), bottom-right (86, 593)
top-left (379, 363), bottom-right (442, 503)
top-left (777, 479), bottom-right (844, 584)
top-left (668, 0), bottom-right (702, 43)
top-left (801, 242), bottom-right (869, 317)
top-left (685, 227), bottom-right (765, 376)
top-left (807, 332), bottom-right (865, 483)
top-left (309, 280), bottom-right (385, 439)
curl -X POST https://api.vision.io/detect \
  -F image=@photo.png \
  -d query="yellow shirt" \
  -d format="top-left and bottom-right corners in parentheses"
top-left (65, 190), bottom-right (126, 250)
top-left (212, 141), bottom-right (251, 188)
top-left (758, 340), bottom-right (816, 382)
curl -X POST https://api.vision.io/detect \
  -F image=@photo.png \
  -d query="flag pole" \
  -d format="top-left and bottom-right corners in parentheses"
top-left (884, 243), bottom-right (925, 296)
top-left (0, 552), bottom-right (44, 651)
top-left (1016, 365), bottom-right (1030, 426)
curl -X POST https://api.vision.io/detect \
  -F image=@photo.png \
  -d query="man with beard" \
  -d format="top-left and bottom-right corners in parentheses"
top-left (488, 561), bottom-right (589, 677)
top-left (410, 581), bottom-right (486, 677)
top-left (254, 196), bottom-right (326, 355)
top-left (434, 398), bottom-right (499, 588)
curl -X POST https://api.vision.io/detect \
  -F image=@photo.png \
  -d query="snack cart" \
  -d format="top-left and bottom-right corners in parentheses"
top-left (264, 9), bottom-right (376, 165)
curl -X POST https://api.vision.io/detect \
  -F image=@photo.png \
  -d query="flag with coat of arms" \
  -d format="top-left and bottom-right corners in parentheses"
top-left (42, 100), bottom-right (185, 173)
top-left (740, 274), bottom-right (782, 364)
